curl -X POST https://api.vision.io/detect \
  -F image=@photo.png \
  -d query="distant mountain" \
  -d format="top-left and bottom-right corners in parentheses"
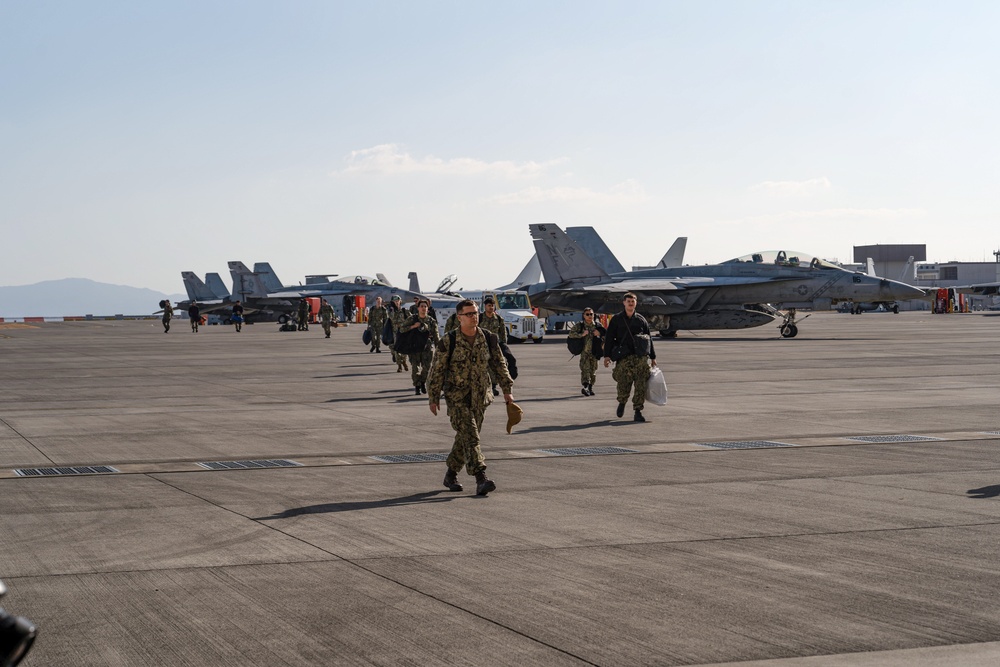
top-left (0, 278), bottom-right (186, 318)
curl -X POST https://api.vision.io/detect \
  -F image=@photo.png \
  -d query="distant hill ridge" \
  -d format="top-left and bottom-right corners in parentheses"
top-left (0, 278), bottom-right (186, 318)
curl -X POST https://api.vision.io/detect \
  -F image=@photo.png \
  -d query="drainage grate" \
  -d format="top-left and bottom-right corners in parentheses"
top-left (14, 465), bottom-right (119, 477)
top-left (370, 453), bottom-right (450, 463)
top-left (196, 459), bottom-right (302, 470)
top-left (535, 446), bottom-right (638, 456)
top-left (843, 435), bottom-right (942, 443)
top-left (695, 441), bottom-right (795, 449)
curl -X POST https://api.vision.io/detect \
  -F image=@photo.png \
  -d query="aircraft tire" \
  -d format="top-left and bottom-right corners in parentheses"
top-left (532, 337), bottom-right (543, 343)
top-left (278, 314), bottom-right (290, 324)
top-left (892, 305), bottom-right (899, 314)
top-left (780, 324), bottom-right (798, 338)
top-left (658, 330), bottom-right (678, 338)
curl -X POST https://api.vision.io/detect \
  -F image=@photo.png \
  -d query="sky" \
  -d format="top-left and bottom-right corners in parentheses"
top-left (2, 0), bottom-right (998, 294)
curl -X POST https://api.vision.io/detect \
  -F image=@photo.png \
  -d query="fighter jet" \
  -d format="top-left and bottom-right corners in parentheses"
top-left (527, 223), bottom-right (926, 338)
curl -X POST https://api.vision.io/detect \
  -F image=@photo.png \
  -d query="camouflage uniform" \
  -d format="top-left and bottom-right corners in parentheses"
top-left (319, 302), bottom-right (335, 338)
top-left (444, 312), bottom-right (460, 333)
top-left (478, 311), bottom-right (508, 389)
top-left (568, 320), bottom-right (601, 387)
top-left (399, 313), bottom-right (440, 388)
top-left (429, 328), bottom-right (514, 476)
top-left (367, 305), bottom-right (388, 351)
top-left (605, 311), bottom-right (656, 412)
top-left (297, 300), bottom-right (310, 331)
top-left (161, 303), bottom-right (173, 333)
top-left (388, 303), bottom-right (409, 371)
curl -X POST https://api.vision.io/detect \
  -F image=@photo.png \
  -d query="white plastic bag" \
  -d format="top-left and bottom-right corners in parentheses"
top-left (645, 366), bottom-right (668, 406)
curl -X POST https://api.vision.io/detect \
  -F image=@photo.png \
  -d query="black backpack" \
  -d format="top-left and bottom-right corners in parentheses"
top-left (382, 319), bottom-right (395, 345)
top-left (394, 326), bottom-right (430, 355)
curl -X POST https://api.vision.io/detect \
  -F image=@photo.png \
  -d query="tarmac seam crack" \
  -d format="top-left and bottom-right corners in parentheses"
top-left (0, 415), bottom-right (55, 465)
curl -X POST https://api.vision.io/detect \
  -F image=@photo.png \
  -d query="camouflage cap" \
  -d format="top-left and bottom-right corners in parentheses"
top-left (505, 401), bottom-right (523, 434)
top-left (391, 295), bottom-right (401, 301)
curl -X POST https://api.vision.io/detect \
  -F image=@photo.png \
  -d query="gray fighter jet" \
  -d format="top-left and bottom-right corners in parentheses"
top-left (527, 223), bottom-right (926, 338)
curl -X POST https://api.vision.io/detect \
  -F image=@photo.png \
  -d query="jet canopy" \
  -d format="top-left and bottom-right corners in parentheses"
top-left (332, 275), bottom-right (391, 287)
top-left (723, 250), bottom-right (840, 270)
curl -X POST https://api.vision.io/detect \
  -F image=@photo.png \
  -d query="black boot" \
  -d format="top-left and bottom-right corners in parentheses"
top-left (586, 383), bottom-right (595, 396)
top-left (475, 471), bottom-right (496, 496)
top-left (420, 383), bottom-right (427, 394)
top-left (634, 409), bottom-right (646, 423)
top-left (581, 385), bottom-right (589, 397)
top-left (443, 468), bottom-right (463, 492)
top-left (492, 384), bottom-right (500, 397)
top-left (616, 402), bottom-right (626, 418)
top-left (415, 386), bottom-right (421, 396)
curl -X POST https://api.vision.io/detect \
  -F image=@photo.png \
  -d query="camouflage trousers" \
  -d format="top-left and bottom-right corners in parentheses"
top-left (612, 354), bottom-right (650, 411)
top-left (446, 399), bottom-right (487, 476)
top-left (368, 327), bottom-right (383, 349)
top-left (322, 319), bottom-right (332, 336)
top-left (409, 348), bottom-right (434, 386)
top-left (390, 345), bottom-right (408, 370)
top-left (579, 354), bottom-right (598, 386)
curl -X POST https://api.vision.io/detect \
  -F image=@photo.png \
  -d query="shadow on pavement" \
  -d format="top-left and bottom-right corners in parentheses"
top-left (253, 490), bottom-right (458, 519)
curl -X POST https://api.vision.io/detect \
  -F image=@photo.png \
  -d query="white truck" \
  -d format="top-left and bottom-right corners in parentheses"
top-left (430, 289), bottom-right (544, 343)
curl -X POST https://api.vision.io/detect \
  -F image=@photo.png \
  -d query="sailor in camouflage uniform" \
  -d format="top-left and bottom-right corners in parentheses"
top-left (429, 298), bottom-right (514, 496)
top-left (160, 300), bottom-right (173, 333)
top-left (399, 299), bottom-right (439, 394)
top-left (388, 296), bottom-right (409, 372)
top-left (319, 299), bottom-right (336, 338)
top-left (443, 311), bottom-right (460, 333)
top-left (477, 296), bottom-right (508, 396)
top-left (568, 308), bottom-right (604, 396)
top-left (366, 296), bottom-right (388, 352)
top-left (603, 293), bottom-right (657, 422)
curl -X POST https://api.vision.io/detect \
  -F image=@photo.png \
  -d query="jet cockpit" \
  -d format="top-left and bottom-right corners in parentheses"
top-left (723, 251), bottom-right (841, 270)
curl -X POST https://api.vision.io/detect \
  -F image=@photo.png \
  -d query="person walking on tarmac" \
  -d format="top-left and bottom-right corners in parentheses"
top-left (428, 298), bottom-right (514, 497)
top-left (367, 296), bottom-right (388, 353)
top-left (319, 299), bottom-right (336, 338)
top-left (603, 293), bottom-right (656, 422)
top-left (388, 295), bottom-right (409, 373)
top-left (568, 308), bottom-right (605, 396)
top-left (231, 301), bottom-right (245, 332)
top-left (478, 296), bottom-right (508, 396)
top-left (187, 302), bottom-right (201, 333)
top-left (160, 300), bottom-right (173, 333)
top-left (297, 298), bottom-right (310, 331)
top-left (399, 299), bottom-right (439, 395)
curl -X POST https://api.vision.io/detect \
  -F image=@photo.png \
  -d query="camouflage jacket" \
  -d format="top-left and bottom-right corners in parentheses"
top-left (319, 304), bottom-right (335, 322)
top-left (478, 312), bottom-right (508, 345)
top-left (444, 313), bottom-right (460, 333)
top-left (389, 305), bottom-right (409, 332)
top-left (429, 328), bottom-right (513, 410)
top-left (367, 305), bottom-right (388, 329)
top-left (568, 320), bottom-right (601, 355)
top-left (398, 314), bottom-right (440, 350)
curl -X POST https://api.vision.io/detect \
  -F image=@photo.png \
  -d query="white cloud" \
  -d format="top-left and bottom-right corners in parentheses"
top-left (335, 144), bottom-right (566, 178)
top-left (748, 177), bottom-right (832, 197)
top-left (487, 179), bottom-right (649, 205)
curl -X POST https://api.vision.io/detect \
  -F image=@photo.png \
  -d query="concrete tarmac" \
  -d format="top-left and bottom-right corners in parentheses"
top-left (1, 312), bottom-right (999, 666)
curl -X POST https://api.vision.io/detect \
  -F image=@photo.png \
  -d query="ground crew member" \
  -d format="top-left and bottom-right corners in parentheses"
top-left (367, 297), bottom-right (388, 352)
top-left (297, 299), bottom-right (310, 331)
top-left (160, 300), bottom-right (173, 333)
top-left (603, 293), bottom-right (656, 422)
top-left (231, 301), bottom-right (244, 332)
top-left (428, 298), bottom-right (514, 497)
top-left (187, 302), bottom-right (201, 333)
top-left (319, 299), bottom-right (336, 338)
top-left (478, 296), bottom-right (508, 396)
top-left (568, 307), bottom-right (604, 396)
top-left (399, 298), bottom-right (439, 394)
top-left (388, 296), bottom-right (409, 372)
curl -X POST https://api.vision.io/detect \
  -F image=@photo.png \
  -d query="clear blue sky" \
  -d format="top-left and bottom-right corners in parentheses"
top-left (2, 1), bottom-right (997, 294)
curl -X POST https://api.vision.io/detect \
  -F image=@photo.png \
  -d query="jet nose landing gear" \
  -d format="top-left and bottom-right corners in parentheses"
top-left (778, 308), bottom-right (809, 338)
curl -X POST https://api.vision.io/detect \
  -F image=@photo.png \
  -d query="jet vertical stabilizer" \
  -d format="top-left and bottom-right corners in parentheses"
top-left (566, 227), bottom-right (626, 275)
top-left (205, 273), bottom-right (230, 299)
top-left (657, 237), bottom-right (688, 269)
top-left (408, 272), bottom-right (421, 294)
top-left (530, 223), bottom-right (611, 285)
top-left (181, 272), bottom-right (222, 302)
top-left (253, 263), bottom-right (285, 292)
top-left (228, 261), bottom-right (270, 300)
top-left (495, 255), bottom-right (541, 291)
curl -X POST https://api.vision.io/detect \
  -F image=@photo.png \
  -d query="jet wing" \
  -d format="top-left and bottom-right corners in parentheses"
top-left (957, 282), bottom-right (1000, 296)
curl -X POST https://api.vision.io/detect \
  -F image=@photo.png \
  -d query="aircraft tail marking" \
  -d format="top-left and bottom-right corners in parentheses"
top-left (181, 272), bottom-right (221, 302)
top-left (529, 223), bottom-right (611, 285)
